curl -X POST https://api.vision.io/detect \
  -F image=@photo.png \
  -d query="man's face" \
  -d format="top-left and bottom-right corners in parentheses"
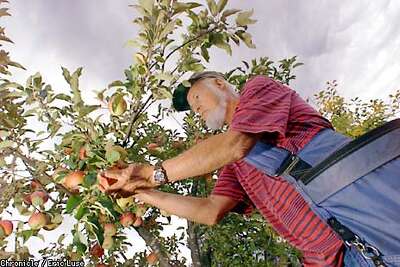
top-left (186, 78), bottom-right (228, 130)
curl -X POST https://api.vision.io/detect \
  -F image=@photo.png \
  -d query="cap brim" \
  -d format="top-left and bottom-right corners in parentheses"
top-left (172, 83), bottom-right (191, 111)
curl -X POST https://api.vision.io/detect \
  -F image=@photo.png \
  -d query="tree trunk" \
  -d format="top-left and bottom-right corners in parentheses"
top-left (187, 221), bottom-right (202, 267)
top-left (137, 227), bottom-right (171, 267)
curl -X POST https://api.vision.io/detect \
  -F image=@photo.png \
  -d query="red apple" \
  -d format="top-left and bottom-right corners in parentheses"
top-left (63, 171), bottom-right (85, 191)
top-left (120, 212), bottom-right (136, 227)
top-left (30, 191), bottom-right (49, 206)
top-left (146, 252), bottom-right (158, 265)
top-left (79, 147), bottom-right (87, 160)
top-left (90, 243), bottom-right (104, 258)
top-left (64, 147), bottom-right (73, 155)
top-left (103, 223), bottom-right (117, 236)
top-left (30, 180), bottom-right (43, 190)
top-left (0, 220), bottom-right (13, 237)
top-left (23, 194), bottom-right (32, 205)
top-left (28, 212), bottom-right (49, 230)
top-left (146, 143), bottom-right (160, 151)
top-left (133, 217), bottom-right (143, 227)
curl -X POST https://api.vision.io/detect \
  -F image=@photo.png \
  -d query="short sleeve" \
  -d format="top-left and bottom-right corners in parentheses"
top-left (212, 164), bottom-right (254, 215)
top-left (231, 76), bottom-right (293, 139)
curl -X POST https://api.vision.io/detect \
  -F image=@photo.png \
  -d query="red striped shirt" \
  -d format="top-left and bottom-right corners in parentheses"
top-left (212, 76), bottom-right (344, 266)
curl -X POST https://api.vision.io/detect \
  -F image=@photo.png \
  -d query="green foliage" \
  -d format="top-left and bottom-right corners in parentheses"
top-left (313, 80), bottom-right (400, 137)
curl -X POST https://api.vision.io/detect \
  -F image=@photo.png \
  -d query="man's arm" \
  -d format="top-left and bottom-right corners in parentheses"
top-left (164, 129), bottom-right (259, 182)
top-left (101, 129), bottom-right (259, 193)
top-left (135, 190), bottom-right (239, 226)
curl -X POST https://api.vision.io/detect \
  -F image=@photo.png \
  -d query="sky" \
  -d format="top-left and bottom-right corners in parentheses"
top-left (2, 0), bottom-right (400, 263)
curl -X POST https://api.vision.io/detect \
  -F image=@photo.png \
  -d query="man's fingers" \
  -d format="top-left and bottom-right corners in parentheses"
top-left (105, 180), bottom-right (127, 192)
top-left (102, 169), bottom-right (123, 180)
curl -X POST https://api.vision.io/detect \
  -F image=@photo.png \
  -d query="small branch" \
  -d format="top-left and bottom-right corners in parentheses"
top-left (162, 26), bottom-right (218, 73)
top-left (122, 94), bottom-right (153, 147)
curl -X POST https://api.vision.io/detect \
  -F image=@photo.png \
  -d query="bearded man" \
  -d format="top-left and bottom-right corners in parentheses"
top-left (98, 72), bottom-right (399, 267)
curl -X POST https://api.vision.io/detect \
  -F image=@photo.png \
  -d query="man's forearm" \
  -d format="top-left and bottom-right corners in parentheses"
top-left (163, 132), bottom-right (240, 182)
top-left (135, 190), bottom-right (217, 225)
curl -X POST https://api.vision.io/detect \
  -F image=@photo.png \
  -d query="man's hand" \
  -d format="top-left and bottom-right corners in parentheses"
top-left (97, 163), bottom-right (155, 197)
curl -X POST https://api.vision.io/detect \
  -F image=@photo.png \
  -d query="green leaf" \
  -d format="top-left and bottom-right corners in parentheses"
top-left (206, 0), bottom-right (218, 16)
top-left (172, 2), bottom-right (202, 14)
top-left (152, 87), bottom-right (173, 100)
top-left (66, 195), bottom-right (82, 214)
top-left (0, 130), bottom-right (10, 138)
top-left (98, 196), bottom-right (119, 219)
top-left (217, 0), bottom-right (228, 13)
top-left (87, 215), bottom-right (104, 245)
top-left (83, 172), bottom-right (97, 187)
top-left (0, 140), bottom-right (14, 149)
top-left (75, 205), bottom-right (89, 221)
top-left (108, 80), bottom-right (124, 88)
top-left (236, 9), bottom-right (257, 26)
top-left (201, 46), bottom-right (210, 62)
top-left (237, 31), bottom-right (256, 48)
top-left (159, 20), bottom-right (176, 40)
top-left (154, 72), bottom-right (173, 82)
top-left (139, 0), bottom-right (154, 14)
top-left (221, 9), bottom-right (240, 19)
top-left (57, 234), bottom-right (65, 245)
top-left (61, 66), bottom-right (71, 83)
top-left (22, 230), bottom-right (34, 243)
top-left (54, 93), bottom-right (71, 102)
top-left (8, 61), bottom-right (26, 70)
top-left (106, 149), bottom-right (120, 163)
top-left (293, 62), bottom-right (304, 68)
top-left (79, 105), bottom-right (100, 117)
top-left (0, 157), bottom-right (6, 167)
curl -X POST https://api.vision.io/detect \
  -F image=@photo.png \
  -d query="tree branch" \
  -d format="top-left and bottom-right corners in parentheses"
top-left (136, 227), bottom-right (172, 267)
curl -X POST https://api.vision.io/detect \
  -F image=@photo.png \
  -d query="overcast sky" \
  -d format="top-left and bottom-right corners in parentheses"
top-left (4, 0), bottom-right (400, 103)
top-left (2, 0), bottom-right (400, 262)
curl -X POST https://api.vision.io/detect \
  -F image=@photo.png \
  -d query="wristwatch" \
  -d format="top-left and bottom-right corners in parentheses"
top-left (152, 161), bottom-right (169, 186)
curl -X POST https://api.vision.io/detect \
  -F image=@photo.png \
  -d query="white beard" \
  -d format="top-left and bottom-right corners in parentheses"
top-left (205, 98), bottom-right (227, 130)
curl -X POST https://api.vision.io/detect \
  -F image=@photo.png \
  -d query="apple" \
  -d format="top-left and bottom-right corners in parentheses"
top-left (64, 147), bottom-right (73, 155)
top-left (90, 243), bottom-right (104, 258)
top-left (120, 212), bottom-right (136, 227)
top-left (102, 235), bottom-right (114, 250)
top-left (146, 143), bottom-right (160, 152)
top-left (23, 194), bottom-right (32, 205)
top-left (79, 147), bottom-right (87, 160)
top-left (28, 212), bottom-right (49, 230)
top-left (103, 223), bottom-right (117, 236)
top-left (133, 217), bottom-right (143, 227)
top-left (30, 180), bottom-right (43, 190)
top-left (146, 252), bottom-right (158, 265)
top-left (30, 191), bottom-right (49, 206)
top-left (0, 220), bottom-right (13, 237)
top-left (96, 264), bottom-right (109, 267)
top-left (63, 171), bottom-right (85, 191)
top-left (108, 93), bottom-right (127, 116)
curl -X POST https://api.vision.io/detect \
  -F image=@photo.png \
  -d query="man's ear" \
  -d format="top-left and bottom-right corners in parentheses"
top-left (214, 78), bottom-right (226, 90)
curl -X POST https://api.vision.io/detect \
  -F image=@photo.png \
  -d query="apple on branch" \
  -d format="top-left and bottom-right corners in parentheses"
top-left (0, 220), bottom-right (13, 238)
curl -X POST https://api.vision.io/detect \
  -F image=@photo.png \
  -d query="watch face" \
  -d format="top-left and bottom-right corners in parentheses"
top-left (154, 170), bottom-right (165, 183)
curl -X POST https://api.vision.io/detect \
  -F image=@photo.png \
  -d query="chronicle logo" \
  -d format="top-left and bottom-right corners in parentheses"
top-left (0, 260), bottom-right (84, 267)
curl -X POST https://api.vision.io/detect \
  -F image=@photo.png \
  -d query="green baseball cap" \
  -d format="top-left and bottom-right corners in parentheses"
top-left (172, 71), bottom-right (225, 111)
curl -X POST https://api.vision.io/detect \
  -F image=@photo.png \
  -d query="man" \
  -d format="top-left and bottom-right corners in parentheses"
top-left (98, 72), bottom-right (359, 266)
